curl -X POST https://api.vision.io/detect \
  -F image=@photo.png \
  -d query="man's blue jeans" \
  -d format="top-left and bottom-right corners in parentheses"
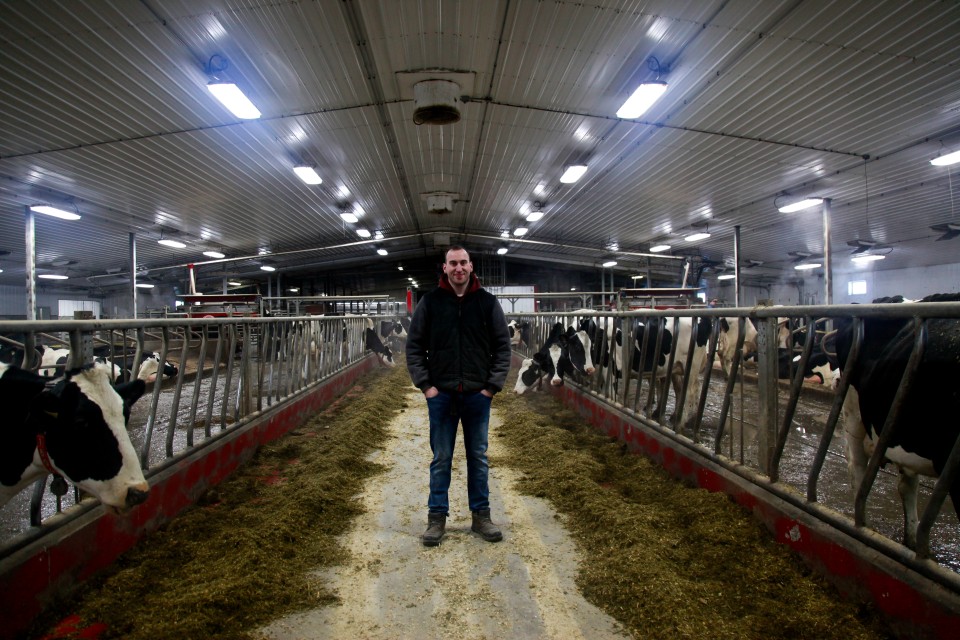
top-left (425, 390), bottom-right (492, 515)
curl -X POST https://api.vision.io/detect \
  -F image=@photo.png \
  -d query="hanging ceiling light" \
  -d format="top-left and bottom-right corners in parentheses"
top-left (649, 244), bottom-right (671, 253)
top-left (356, 228), bottom-right (372, 238)
top-left (602, 260), bottom-right (617, 268)
top-left (684, 231), bottom-right (710, 242)
top-left (203, 250), bottom-right (226, 259)
top-left (497, 247), bottom-right (508, 255)
top-left (616, 57), bottom-right (668, 119)
top-left (260, 265), bottom-right (276, 272)
top-left (293, 165), bottom-right (322, 185)
top-left (376, 247), bottom-right (388, 256)
top-left (778, 197), bottom-right (824, 213)
top-left (157, 230), bottom-right (186, 249)
top-left (30, 204), bottom-right (81, 221)
top-left (794, 262), bottom-right (822, 270)
top-left (560, 165), bottom-right (588, 184)
top-left (513, 227), bottom-right (528, 236)
top-left (851, 254), bottom-right (885, 264)
top-left (38, 273), bottom-right (69, 280)
top-left (931, 149), bottom-right (960, 166)
top-left (206, 55), bottom-right (261, 119)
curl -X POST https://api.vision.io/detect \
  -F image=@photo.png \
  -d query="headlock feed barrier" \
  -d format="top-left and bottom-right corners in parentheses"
top-left (0, 314), bottom-right (392, 638)
top-left (507, 300), bottom-right (960, 640)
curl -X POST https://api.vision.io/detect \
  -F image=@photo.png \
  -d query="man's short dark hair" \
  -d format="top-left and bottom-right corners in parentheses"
top-left (445, 245), bottom-right (470, 261)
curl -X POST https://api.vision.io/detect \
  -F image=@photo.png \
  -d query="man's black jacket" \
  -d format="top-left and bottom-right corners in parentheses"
top-left (406, 274), bottom-right (512, 395)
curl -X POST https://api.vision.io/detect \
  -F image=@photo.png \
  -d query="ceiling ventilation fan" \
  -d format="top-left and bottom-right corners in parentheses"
top-left (930, 222), bottom-right (960, 241)
top-left (788, 251), bottom-right (822, 262)
top-left (846, 239), bottom-right (890, 255)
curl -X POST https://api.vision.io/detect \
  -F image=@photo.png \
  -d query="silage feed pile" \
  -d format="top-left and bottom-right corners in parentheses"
top-left (494, 388), bottom-right (893, 640)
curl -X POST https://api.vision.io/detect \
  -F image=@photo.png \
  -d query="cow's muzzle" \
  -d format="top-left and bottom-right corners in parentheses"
top-left (126, 487), bottom-right (150, 508)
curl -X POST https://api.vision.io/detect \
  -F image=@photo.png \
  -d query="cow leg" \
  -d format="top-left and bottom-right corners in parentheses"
top-left (897, 468), bottom-right (921, 549)
top-left (841, 389), bottom-right (868, 492)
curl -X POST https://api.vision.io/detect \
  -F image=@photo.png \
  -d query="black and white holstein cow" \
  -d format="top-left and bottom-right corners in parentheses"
top-left (364, 318), bottom-right (396, 367)
top-left (39, 346), bottom-right (178, 384)
top-left (507, 319), bottom-right (531, 349)
top-left (0, 361), bottom-right (151, 513)
top-left (514, 322), bottom-right (595, 394)
top-left (716, 317), bottom-right (758, 378)
top-left (834, 293), bottom-right (960, 549)
top-left (379, 319), bottom-right (408, 349)
top-left (638, 317), bottom-right (711, 433)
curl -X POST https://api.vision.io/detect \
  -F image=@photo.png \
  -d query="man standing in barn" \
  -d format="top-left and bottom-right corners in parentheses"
top-left (406, 245), bottom-right (513, 546)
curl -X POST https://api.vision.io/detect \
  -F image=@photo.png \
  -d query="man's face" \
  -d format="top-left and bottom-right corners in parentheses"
top-left (443, 249), bottom-right (472, 286)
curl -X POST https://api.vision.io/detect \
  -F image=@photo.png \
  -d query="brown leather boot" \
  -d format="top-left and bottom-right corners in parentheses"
top-left (422, 512), bottom-right (446, 546)
top-left (471, 509), bottom-right (503, 542)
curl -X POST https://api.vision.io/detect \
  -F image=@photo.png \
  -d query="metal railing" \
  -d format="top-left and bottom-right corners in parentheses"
top-left (507, 301), bottom-right (960, 576)
top-left (0, 314), bottom-right (400, 549)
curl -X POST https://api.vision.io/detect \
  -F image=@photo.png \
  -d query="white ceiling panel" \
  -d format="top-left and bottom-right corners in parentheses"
top-left (0, 0), bottom-right (958, 298)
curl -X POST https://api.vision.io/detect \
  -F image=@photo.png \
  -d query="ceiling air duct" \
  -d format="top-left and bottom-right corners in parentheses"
top-left (413, 79), bottom-right (461, 125)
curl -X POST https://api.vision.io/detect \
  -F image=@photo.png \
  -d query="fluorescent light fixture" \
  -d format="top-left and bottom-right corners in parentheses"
top-left (135, 283), bottom-right (155, 289)
top-left (356, 228), bottom-right (371, 238)
top-left (717, 273), bottom-right (736, 280)
top-left (288, 288), bottom-right (299, 293)
top-left (207, 81), bottom-right (261, 119)
top-left (852, 254), bottom-right (885, 263)
top-left (203, 250), bottom-right (225, 259)
top-left (501, 230), bottom-right (510, 238)
top-left (397, 266), bottom-right (404, 271)
top-left (497, 247), bottom-right (508, 255)
top-left (30, 205), bottom-right (81, 220)
top-left (293, 165), bottom-right (322, 185)
top-left (228, 281), bottom-right (242, 286)
top-left (377, 248), bottom-right (388, 256)
top-left (158, 238), bottom-right (187, 248)
top-left (260, 265), bottom-right (276, 272)
top-left (340, 212), bottom-right (359, 223)
top-left (616, 81), bottom-right (667, 119)
top-left (602, 260), bottom-right (617, 268)
top-left (778, 198), bottom-right (824, 213)
top-left (526, 210), bottom-right (544, 222)
top-left (931, 149), bottom-right (960, 166)
top-left (649, 244), bottom-right (671, 253)
top-left (513, 227), bottom-right (528, 236)
top-left (684, 232), bottom-right (711, 242)
top-left (570, 287), bottom-right (577, 291)
top-left (560, 165), bottom-right (588, 184)
top-left (38, 274), bottom-right (69, 280)
top-left (793, 262), bottom-right (822, 270)
top-left (374, 231), bottom-right (384, 240)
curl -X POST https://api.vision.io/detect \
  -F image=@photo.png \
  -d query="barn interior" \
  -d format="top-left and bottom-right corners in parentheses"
top-left (1, 0), bottom-right (959, 313)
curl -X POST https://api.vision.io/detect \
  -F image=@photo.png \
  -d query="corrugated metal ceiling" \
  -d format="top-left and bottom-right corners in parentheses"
top-left (1, 0), bottom-right (958, 299)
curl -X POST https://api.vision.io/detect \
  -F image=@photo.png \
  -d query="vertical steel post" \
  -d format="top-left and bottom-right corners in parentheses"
top-left (733, 225), bottom-right (741, 307)
top-left (756, 315), bottom-right (779, 475)
top-left (25, 206), bottom-right (36, 321)
top-left (129, 232), bottom-right (138, 318)
top-left (822, 198), bottom-right (833, 305)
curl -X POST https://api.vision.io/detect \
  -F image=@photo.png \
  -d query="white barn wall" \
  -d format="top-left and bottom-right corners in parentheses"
top-left (833, 263), bottom-right (960, 304)
top-left (707, 263), bottom-right (960, 309)
top-left (0, 284), bottom-right (178, 319)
